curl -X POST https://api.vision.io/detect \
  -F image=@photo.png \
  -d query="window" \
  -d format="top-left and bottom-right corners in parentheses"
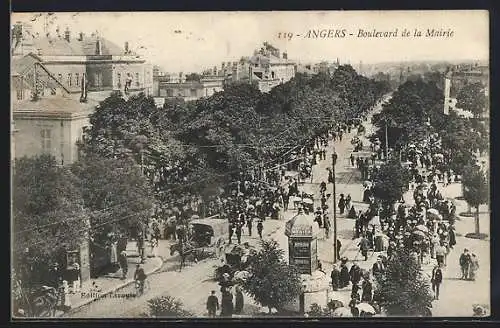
top-left (75, 73), bottom-right (80, 87)
top-left (40, 129), bottom-right (52, 153)
top-left (67, 73), bottom-right (72, 87)
top-left (166, 89), bottom-right (174, 97)
top-left (190, 89), bottom-right (197, 97)
top-left (117, 73), bottom-right (122, 88)
top-left (136, 72), bottom-right (140, 87)
top-left (16, 88), bottom-right (23, 100)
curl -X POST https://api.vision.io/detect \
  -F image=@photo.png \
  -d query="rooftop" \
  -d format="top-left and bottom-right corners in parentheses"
top-left (14, 32), bottom-right (134, 57)
top-left (12, 97), bottom-right (97, 118)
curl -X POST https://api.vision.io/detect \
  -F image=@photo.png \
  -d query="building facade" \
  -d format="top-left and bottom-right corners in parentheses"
top-left (154, 73), bottom-right (225, 102)
top-left (12, 97), bottom-right (95, 166)
top-left (11, 22), bottom-right (153, 100)
top-left (248, 42), bottom-right (296, 93)
top-left (443, 64), bottom-right (489, 117)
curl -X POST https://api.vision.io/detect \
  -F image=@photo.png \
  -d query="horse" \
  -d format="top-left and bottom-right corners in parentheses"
top-left (169, 241), bottom-right (199, 271)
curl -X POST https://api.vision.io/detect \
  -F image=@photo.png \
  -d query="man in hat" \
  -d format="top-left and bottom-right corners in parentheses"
top-left (459, 248), bottom-right (472, 280)
top-left (372, 256), bottom-right (385, 276)
top-left (257, 220), bottom-right (264, 239)
top-left (206, 290), bottom-right (219, 317)
top-left (349, 263), bottom-right (362, 287)
top-left (330, 264), bottom-right (340, 291)
top-left (431, 264), bottom-right (443, 300)
top-left (358, 234), bottom-right (370, 261)
top-left (339, 257), bottom-right (350, 288)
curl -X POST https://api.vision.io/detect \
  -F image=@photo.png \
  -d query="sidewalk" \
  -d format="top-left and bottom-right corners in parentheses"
top-left (57, 241), bottom-right (164, 317)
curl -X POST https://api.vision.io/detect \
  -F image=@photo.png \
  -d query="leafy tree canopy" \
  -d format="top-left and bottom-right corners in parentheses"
top-left (373, 159), bottom-right (410, 207)
top-left (71, 155), bottom-right (155, 243)
top-left (243, 240), bottom-right (302, 313)
top-left (456, 82), bottom-right (487, 118)
top-left (375, 249), bottom-right (433, 316)
top-left (13, 155), bottom-right (87, 266)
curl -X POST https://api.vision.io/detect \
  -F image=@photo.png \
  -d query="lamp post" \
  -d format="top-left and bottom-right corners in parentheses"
top-left (331, 151), bottom-right (338, 263)
top-left (385, 119), bottom-right (389, 162)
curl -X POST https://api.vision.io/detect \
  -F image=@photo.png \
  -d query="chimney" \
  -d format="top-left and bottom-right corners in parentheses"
top-left (213, 66), bottom-right (217, 76)
top-left (95, 37), bottom-right (102, 55)
top-left (64, 27), bottom-right (70, 42)
top-left (221, 62), bottom-right (225, 72)
top-left (124, 41), bottom-right (129, 54)
top-left (78, 32), bottom-right (84, 41)
top-left (283, 52), bottom-right (288, 60)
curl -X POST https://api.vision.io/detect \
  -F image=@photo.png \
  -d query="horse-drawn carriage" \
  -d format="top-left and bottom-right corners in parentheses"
top-left (215, 243), bottom-right (256, 284)
top-left (169, 218), bottom-right (228, 271)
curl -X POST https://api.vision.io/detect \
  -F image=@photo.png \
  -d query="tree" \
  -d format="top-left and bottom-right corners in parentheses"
top-left (372, 159), bottom-right (410, 213)
top-left (71, 155), bottom-right (154, 244)
top-left (375, 249), bottom-right (433, 316)
top-left (243, 240), bottom-right (302, 314)
top-left (462, 164), bottom-right (489, 237)
top-left (456, 82), bottom-right (486, 119)
top-left (184, 73), bottom-right (202, 82)
top-left (13, 155), bottom-right (88, 284)
top-left (142, 295), bottom-right (193, 318)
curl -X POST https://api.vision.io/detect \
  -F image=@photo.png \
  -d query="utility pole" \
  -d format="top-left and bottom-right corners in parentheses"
top-left (331, 151), bottom-right (338, 263)
top-left (385, 119), bottom-right (389, 162)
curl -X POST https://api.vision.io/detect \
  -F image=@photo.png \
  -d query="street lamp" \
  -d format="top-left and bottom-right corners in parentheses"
top-left (331, 151), bottom-right (338, 263)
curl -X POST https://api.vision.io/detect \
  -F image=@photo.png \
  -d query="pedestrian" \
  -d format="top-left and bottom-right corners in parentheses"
top-left (323, 216), bottom-right (331, 239)
top-left (234, 286), bottom-right (244, 314)
top-left (435, 242), bottom-right (446, 268)
top-left (320, 181), bottom-right (327, 194)
top-left (336, 239), bottom-right (342, 261)
top-left (431, 265), bottom-right (443, 300)
top-left (349, 263), bottom-right (362, 286)
top-left (372, 256), bottom-right (385, 276)
top-left (469, 253), bottom-right (479, 281)
top-left (338, 194), bottom-right (346, 215)
top-left (119, 250), bottom-right (128, 280)
top-left (257, 220), bottom-right (264, 239)
top-left (220, 288), bottom-right (234, 317)
top-left (61, 280), bottom-right (72, 310)
top-left (136, 237), bottom-right (145, 264)
top-left (345, 194), bottom-right (352, 212)
top-left (71, 262), bottom-right (81, 293)
top-left (206, 290), bottom-right (219, 317)
top-left (228, 222), bottom-right (234, 244)
top-left (350, 154), bottom-right (355, 167)
top-left (247, 217), bottom-right (253, 236)
top-left (361, 277), bottom-right (373, 303)
top-left (236, 223), bottom-right (242, 244)
top-left (358, 234), bottom-right (370, 261)
top-left (330, 264), bottom-right (340, 291)
top-left (150, 237), bottom-right (159, 258)
top-left (339, 257), bottom-right (350, 288)
top-left (459, 249), bottom-right (472, 280)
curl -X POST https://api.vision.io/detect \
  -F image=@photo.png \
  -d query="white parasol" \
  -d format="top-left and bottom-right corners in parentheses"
top-left (303, 198), bottom-right (314, 205)
top-left (356, 303), bottom-right (376, 314)
top-left (414, 225), bottom-right (429, 233)
top-left (369, 216), bottom-right (381, 227)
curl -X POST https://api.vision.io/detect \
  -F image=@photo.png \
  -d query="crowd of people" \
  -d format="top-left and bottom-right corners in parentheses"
top-left (324, 126), bottom-right (483, 317)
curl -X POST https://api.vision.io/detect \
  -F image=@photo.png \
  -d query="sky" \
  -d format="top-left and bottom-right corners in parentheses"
top-left (11, 11), bottom-right (489, 73)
